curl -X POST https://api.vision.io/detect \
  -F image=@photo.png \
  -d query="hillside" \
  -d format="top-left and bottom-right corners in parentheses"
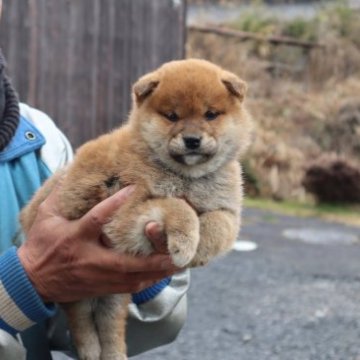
top-left (187, 1), bottom-right (360, 203)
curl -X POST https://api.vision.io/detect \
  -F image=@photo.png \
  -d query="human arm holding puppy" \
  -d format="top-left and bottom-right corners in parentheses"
top-left (17, 184), bottom-right (179, 304)
top-left (1, 179), bottom-right (188, 357)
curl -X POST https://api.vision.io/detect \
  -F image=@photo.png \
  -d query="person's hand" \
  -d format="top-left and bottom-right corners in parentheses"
top-left (18, 184), bottom-right (178, 303)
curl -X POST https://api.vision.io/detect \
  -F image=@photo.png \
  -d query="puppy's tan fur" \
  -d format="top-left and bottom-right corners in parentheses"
top-left (20, 59), bottom-right (253, 360)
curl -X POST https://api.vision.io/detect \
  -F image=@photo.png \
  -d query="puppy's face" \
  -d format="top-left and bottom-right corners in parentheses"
top-left (130, 59), bottom-right (252, 178)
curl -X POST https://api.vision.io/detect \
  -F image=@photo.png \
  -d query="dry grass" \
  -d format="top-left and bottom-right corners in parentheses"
top-left (187, 1), bottom-right (360, 203)
top-left (245, 197), bottom-right (360, 227)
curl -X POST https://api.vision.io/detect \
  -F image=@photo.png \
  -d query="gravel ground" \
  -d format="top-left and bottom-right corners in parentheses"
top-left (133, 208), bottom-right (360, 360)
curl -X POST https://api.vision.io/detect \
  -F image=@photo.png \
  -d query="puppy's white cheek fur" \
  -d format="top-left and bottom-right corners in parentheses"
top-left (228, 112), bottom-right (253, 155)
top-left (141, 120), bottom-right (170, 158)
top-left (201, 136), bottom-right (217, 154)
top-left (169, 136), bottom-right (185, 155)
top-left (218, 119), bottom-right (242, 155)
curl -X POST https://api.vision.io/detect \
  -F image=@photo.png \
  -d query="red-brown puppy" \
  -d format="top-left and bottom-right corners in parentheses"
top-left (21, 59), bottom-right (253, 360)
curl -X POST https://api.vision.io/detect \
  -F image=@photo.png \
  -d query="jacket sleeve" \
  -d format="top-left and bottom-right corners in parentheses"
top-left (0, 247), bottom-right (56, 335)
top-left (0, 105), bottom-right (73, 336)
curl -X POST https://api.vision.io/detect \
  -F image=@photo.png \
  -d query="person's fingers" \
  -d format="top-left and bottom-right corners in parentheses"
top-left (97, 248), bottom-right (177, 273)
top-left (72, 246), bottom-right (176, 283)
top-left (118, 253), bottom-right (176, 273)
top-left (145, 222), bottom-right (168, 254)
top-left (78, 185), bottom-right (135, 236)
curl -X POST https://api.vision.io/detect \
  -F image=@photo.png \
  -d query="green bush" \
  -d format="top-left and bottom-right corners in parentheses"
top-left (282, 18), bottom-right (318, 42)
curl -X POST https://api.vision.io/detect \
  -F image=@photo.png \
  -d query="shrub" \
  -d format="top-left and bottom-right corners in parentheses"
top-left (303, 154), bottom-right (360, 204)
top-left (282, 17), bottom-right (318, 42)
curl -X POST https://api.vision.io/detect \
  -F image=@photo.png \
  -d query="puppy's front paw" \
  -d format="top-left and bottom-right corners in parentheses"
top-left (167, 227), bottom-right (200, 268)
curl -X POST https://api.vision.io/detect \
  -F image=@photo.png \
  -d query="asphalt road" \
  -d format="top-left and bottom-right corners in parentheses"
top-left (133, 208), bottom-right (360, 360)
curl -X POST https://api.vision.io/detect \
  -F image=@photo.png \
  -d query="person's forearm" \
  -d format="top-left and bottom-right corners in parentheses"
top-left (0, 247), bottom-right (55, 335)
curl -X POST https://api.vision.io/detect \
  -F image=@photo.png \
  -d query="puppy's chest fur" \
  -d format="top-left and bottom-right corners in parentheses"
top-left (147, 168), bottom-right (238, 214)
top-left (89, 133), bottom-right (241, 215)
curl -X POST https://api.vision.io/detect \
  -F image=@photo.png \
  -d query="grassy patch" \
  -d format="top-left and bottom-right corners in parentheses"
top-left (227, 0), bottom-right (360, 43)
top-left (244, 197), bottom-right (360, 227)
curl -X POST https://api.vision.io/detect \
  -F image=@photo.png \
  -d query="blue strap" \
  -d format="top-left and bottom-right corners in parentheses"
top-left (132, 277), bottom-right (172, 305)
top-left (0, 247), bottom-right (56, 333)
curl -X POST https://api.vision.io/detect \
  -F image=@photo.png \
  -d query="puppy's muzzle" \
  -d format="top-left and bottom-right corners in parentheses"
top-left (183, 135), bottom-right (202, 150)
top-left (168, 133), bottom-right (217, 166)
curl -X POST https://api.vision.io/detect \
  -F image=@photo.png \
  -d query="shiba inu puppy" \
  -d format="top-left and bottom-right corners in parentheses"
top-left (20, 59), bottom-right (253, 360)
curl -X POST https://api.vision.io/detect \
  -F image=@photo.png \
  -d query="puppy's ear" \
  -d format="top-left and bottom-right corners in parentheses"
top-left (221, 72), bottom-right (247, 101)
top-left (133, 74), bottom-right (159, 104)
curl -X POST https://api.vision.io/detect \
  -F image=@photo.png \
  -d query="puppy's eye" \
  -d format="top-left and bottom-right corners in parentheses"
top-left (165, 112), bottom-right (179, 122)
top-left (204, 110), bottom-right (220, 121)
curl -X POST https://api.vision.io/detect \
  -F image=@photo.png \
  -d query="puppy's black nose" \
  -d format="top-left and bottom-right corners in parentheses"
top-left (183, 136), bottom-right (202, 150)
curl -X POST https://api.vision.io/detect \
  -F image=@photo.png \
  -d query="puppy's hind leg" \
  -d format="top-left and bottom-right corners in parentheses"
top-left (63, 299), bottom-right (101, 360)
top-left (94, 294), bottom-right (130, 360)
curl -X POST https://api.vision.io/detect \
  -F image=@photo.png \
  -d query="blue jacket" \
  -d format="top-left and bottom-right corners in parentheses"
top-left (0, 104), bottom-right (73, 334)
